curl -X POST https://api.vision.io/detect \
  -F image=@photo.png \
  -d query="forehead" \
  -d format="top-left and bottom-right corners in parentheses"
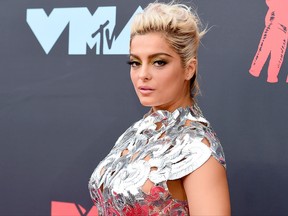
top-left (130, 32), bottom-right (177, 57)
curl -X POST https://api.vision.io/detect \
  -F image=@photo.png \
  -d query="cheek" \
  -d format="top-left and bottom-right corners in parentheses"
top-left (158, 72), bottom-right (186, 95)
top-left (160, 72), bottom-right (182, 88)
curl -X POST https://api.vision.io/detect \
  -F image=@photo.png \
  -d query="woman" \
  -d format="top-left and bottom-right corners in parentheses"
top-left (89, 2), bottom-right (230, 215)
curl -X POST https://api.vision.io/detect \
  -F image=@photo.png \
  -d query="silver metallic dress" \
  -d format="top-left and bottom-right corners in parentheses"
top-left (89, 104), bottom-right (226, 215)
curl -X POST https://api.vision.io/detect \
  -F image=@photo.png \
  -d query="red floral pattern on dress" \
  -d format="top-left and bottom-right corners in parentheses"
top-left (91, 184), bottom-right (189, 215)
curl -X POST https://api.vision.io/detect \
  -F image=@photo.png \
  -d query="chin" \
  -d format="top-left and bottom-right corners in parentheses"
top-left (138, 98), bottom-right (156, 107)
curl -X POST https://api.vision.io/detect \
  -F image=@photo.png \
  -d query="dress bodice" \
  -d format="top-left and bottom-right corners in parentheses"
top-left (89, 104), bottom-right (226, 215)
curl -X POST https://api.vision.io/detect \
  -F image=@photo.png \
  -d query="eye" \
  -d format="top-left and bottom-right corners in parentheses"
top-left (153, 60), bottom-right (167, 67)
top-left (127, 60), bottom-right (141, 67)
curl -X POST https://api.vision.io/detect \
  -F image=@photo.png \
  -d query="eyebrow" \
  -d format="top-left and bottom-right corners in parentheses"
top-left (129, 52), bottom-right (173, 59)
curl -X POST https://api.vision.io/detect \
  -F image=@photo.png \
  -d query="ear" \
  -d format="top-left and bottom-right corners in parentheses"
top-left (185, 58), bottom-right (197, 80)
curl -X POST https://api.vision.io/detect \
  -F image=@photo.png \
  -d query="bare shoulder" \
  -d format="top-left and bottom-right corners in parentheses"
top-left (182, 154), bottom-right (231, 215)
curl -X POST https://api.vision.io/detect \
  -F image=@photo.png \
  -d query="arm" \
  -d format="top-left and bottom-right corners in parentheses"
top-left (182, 141), bottom-right (231, 215)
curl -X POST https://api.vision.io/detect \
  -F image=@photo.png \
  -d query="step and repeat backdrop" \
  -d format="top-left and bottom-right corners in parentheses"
top-left (1, 0), bottom-right (287, 215)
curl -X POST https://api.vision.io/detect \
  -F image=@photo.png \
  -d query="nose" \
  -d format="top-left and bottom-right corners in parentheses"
top-left (138, 64), bottom-right (152, 81)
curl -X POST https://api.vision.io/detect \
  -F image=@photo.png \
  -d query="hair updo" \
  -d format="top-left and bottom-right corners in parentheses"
top-left (130, 1), bottom-right (206, 98)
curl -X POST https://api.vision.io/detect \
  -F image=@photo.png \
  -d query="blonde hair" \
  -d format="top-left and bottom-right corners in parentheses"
top-left (130, 1), bottom-right (206, 98)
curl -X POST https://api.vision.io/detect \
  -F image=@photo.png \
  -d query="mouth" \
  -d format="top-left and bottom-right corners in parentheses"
top-left (138, 86), bottom-right (155, 94)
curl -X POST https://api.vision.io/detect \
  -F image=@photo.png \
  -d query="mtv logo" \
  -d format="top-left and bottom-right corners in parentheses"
top-left (27, 6), bottom-right (143, 55)
top-left (51, 201), bottom-right (98, 216)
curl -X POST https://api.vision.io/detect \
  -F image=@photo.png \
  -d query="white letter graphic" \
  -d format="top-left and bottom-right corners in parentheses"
top-left (26, 8), bottom-right (71, 54)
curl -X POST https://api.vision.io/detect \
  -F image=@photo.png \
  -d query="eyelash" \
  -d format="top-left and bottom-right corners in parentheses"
top-left (127, 60), bottom-right (168, 67)
top-left (153, 60), bottom-right (167, 66)
top-left (127, 60), bottom-right (140, 67)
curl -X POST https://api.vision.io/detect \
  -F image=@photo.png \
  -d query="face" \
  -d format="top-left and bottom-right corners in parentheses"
top-left (129, 32), bottom-right (195, 112)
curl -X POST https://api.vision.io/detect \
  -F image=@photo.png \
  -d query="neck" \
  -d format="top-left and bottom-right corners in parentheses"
top-left (152, 97), bottom-right (194, 113)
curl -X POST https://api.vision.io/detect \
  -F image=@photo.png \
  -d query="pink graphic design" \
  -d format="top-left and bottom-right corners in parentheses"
top-left (51, 201), bottom-right (98, 216)
top-left (249, 0), bottom-right (288, 83)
